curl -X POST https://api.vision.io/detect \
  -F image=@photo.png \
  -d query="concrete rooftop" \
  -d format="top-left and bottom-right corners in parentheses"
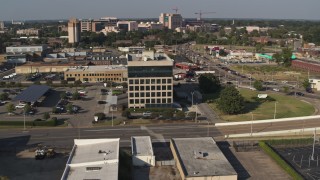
top-left (131, 136), bottom-right (154, 156)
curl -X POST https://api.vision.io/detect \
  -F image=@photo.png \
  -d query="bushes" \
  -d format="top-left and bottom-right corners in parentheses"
top-left (94, 112), bottom-right (106, 120)
top-left (259, 141), bottom-right (303, 180)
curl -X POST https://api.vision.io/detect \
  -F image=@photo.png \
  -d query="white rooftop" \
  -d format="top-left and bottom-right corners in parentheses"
top-left (66, 65), bottom-right (127, 72)
top-left (131, 136), bottom-right (154, 156)
top-left (61, 138), bottom-right (120, 180)
top-left (171, 137), bottom-right (237, 178)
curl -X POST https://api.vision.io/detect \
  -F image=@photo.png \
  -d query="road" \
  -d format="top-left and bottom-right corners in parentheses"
top-left (0, 123), bottom-right (222, 147)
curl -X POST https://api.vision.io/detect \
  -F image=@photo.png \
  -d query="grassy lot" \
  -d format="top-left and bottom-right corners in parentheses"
top-left (230, 64), bottom-right (310, 82)
top-left (208, 88), bottom-right (315, 121)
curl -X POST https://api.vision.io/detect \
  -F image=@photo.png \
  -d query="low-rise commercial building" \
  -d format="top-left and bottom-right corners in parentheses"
top-left (6, 45), bottom-right (49, 55)
top-left (61, 138), bottom-right (120, 180)
top-left (117, 21), bottom-right (138, 31)
top-left (16, 28), bottom-right (40, 36)
top-left (131, 136), bottom-right (155, 166)
top-left (15, 62), bottom-right (87, 74)
top-left (309, 78), bottom-right (320, 91)
top-left (64, 65), bottom-right (127, 83)
top-left (170, 137), bottom-right (237, 180)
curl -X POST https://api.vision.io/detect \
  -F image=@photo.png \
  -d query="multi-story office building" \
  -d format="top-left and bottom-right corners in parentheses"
top-left (0, 21), bottom-right (4, 30)
top-left (16, 28), bottom-right (40, 36)
top-left (64, 65), bottom-right (128, 83)
top-left (159, 13), bottom-right (182, 30)
top-left (80, 19), bottom-right (94, 32)
top-left (117, 21), bottom-right (138, 32)
top-left (68, 18), bottom-right (80, 43)
top-left (127, 51), bottom-right (173, 108)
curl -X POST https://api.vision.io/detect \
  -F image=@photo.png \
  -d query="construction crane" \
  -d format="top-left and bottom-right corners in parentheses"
top-left (195, 10), bottom-right (216, 21)
top-left (172, 7), bottom-right (179, 14)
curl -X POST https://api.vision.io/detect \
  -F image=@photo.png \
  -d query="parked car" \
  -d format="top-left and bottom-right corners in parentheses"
top-left (115, 85), bottom-right (123, 89)
top-left (296, 92), bottom-right (304, 96)
top-left (78, 90), bottom-right (87, 94)
top-left (142, 111), bottom-right (152, 117)
top-left (15, 103), bottom-right (26, 109)
top-left (273, 88), bottom-right (280, 92)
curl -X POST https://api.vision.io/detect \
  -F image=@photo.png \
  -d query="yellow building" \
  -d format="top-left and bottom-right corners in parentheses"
top-left (64, 65), bottom-right (127, 83)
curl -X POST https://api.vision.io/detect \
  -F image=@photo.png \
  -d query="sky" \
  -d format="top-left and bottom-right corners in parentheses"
top-left (0, 0), bottom-right (320, 21)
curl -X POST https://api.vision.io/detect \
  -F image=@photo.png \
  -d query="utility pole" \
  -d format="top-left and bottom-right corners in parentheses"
top-left (195, 104), bottom-right (198, 123)
top-left (251, 112), bottom-right (253, 136)
top-left (274, 101), bottom-right (278, 119)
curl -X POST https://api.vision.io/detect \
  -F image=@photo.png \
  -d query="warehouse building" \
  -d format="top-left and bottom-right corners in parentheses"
top-left (170, 137), bottom-right (237, 180)
top-left (131, 136), bottom-right (155, 166)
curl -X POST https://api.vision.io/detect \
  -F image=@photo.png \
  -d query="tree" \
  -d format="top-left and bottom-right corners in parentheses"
top-left (52, 107), bottom-right (57, 114)
top-left (74, 80), bottom-right (82, 87)
top-left (66, 103), bottom-right (73, 114)
top-left (283, 86), bottom-right (289, 93)
top-left (188, 112), bottom-right (196, 120)
top-left (61, 80), bottom-right (68, 86)
top-left (43, 112), bottom-right (50, 120)
top-left (60, 92), bottom-right (67, 100)
top-left (72, 92), bottom-right (80, 100)
top-left (0, 93), bottom-right (9, 101)
top-left (253, 80), bottom-right (264, 91)
top-left (6, 103), bottom-right (15, 114)
top-left (24, 104), bottom-right (31, 113)
top-left (175, 111), bottom-right (185, 119)
top-left (94, 112), bottom-right (106, 120)
top-left (302, 79), bottom-right (311, 89)
top-left (162, 110), bottom-right (174, 119)
top-left (217, 86), bottom-right (244, 114)
top-left (272, 48), bottom-right (292, 67)
top-left (198, 74), bottom-right (221, 94)
top-left (121, 110), bottom-right (131, 119)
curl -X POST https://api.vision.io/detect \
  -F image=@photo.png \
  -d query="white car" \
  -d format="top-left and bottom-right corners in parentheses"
top-left (273, 88), bottom-right (280, 92)
top-left (249, 87), bottom-right (257, 91)
top-left (115, 86), bottom-right (123, 89)
top-left (15, 104), bottom-right (26, 109)
top-left (282, 81), bottom-right (288, 84)
top-left (78, 90), bottom-right (87, 94)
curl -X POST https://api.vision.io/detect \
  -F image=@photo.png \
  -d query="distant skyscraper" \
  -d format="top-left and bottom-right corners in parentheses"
top-left (159, 13), bottom-right (182, 30)
top-left (0, 21), bottom-right (4, 30)
top-left (68, 18), bottom-right (80, 43)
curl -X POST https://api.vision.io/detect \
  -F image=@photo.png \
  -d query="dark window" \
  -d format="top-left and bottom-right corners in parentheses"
top-left (157, 79), bottom-right (161, 84)
top-left (135, 86), bottom-right (139, 91)
top-left (162, 92), bottom-right (166, 96)
top-left (167, 85), bottom-right (172, 90)
top-left (140, 92), bottom-right (145, 97)
top-left (135, 93), bottom-right (139, 97)
top-left (162, 86), bottom-right (166, 90)
top-left (140, 86), bottom-right (145, 90)
top-left (128, 66), bottom-right (173, 78)
top-left (157, 92), bottom-right (161, 96)
top-left (157, 86), bottom-right (161, 90)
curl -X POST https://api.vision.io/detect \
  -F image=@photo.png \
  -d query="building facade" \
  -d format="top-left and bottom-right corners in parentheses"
top-left (159, 13), bottom-right (182, 30)
top-left (6, 45), bottom-right (49, 54)
top-left (127, 52), bottom-right (173, 108)
top-left (131, 136), bottom-right (155, 167)
top-left (16, 28), bottom-right (40, 36)
top-left (68, 18), bottom-right (80, 43)
top-left (117, 21), bottom-right (138, 32)
top-left (64, 66), bottom-right (128, 83)
top-left (309, 78), bottom-right (320, 91)
top-left (0, 21), bottom-right (4, 30)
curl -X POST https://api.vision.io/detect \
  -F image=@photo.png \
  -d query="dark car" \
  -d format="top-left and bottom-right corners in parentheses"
top-left (296, 92), bottom-right (304, 96)
top-left (287, 92), bottom-right (295, 96)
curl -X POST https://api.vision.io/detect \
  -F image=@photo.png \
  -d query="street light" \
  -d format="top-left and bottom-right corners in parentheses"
top-left (23, 108), bottom-right (26, 131)
top-left (195, 103), bottom-right (198, 123)
top-left (251, 112), bottom-right (253, 136)
top-left (274, 101), bottom-right (278, 119)
top-left (191, 91), bottom-right (194, 107)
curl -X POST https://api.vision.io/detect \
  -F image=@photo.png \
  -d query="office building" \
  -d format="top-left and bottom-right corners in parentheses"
top-left (6, 45), bottom-right (49, 54)
top-left (310, 78), bottom-right (320, 91)
top-left (159, 13), bottom-right (182, 30)
top-left (61, 138), bottom-right (120, 180)
top-left (127, 51), bottom-right (173, 108)
top-left (0, 21), bottom-right (4, 30)
top-left (131, 136), bottom-right (155, 166)
top-left (117, 21), bottom-right (138, 32)
top-left (170, 137), bottom-right (237, 180)
top-left (64, 65), bottom-right (128, 83)
top-left (68, 18), bottom-right (80, 43)
top-left (80, 19), bottom-right (94, 32)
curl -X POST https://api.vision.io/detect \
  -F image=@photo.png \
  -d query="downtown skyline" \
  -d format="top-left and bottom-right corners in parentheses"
top-left (0, 0), bottom-right (320, 21)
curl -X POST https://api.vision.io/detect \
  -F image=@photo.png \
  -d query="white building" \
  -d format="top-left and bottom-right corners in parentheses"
top-left (0, 21), bottom-right (4, 30)
top-left (131, 136), bottom-right (155, 166)
top-left (310, 78), bottom-right (320, 91)
top-left (6, 45), bottom-right (49, 54)
top-left (61, 138), bottom-right (120, 180)
top-left (118, 46), bottom-right (145, 53)
top-left (16, 28), bottom-right (40, 35)
top-left (159, 13), bottom-right (182, 30)
top-left (246, 26), bottom-right (260, 33)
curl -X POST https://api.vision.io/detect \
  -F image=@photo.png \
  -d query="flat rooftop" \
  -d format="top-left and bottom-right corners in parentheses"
top-left (171, 137), bottom-right (237, 178)
top-left (127, 52), bottom-right (173, 67)
top-left (131, 136), bottom-right (154, 156)
top-left (66, 65), bottom-right (127, 72)
top-left (61, 138), bottom-right (120, 180)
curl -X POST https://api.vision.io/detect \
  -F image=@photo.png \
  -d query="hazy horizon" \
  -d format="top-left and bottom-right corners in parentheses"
top-left (1, 0), bottom-right (319, 21)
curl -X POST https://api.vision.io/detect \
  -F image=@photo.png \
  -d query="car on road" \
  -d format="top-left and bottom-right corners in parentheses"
top-left (115, 85), bottom-right (123, 89)
top-left (142, 111), bottom-right (151, 117)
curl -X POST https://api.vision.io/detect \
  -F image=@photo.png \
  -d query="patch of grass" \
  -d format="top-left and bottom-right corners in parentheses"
top-left (208, 88), bottom-right (314, 121)
top-left (259, 141), bottom-right (304, 180)
top-left (93, 119), bottom-right (123, 126)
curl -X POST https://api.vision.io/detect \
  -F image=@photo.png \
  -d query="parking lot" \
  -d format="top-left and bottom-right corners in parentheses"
top-left (0, 85), bottom-right (122, 127)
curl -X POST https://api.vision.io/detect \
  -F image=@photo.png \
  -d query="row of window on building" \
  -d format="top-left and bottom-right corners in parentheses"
top-left (129, 91), bottom-right (172, 98)
top-left (129, 98), bottom-right (172, 104)
top-left (66, 73), bottom-right (123, 77)
top-left (128, 78), bottom-right (172, 85)
top-left (129, 85), bottom-right (172, 91)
